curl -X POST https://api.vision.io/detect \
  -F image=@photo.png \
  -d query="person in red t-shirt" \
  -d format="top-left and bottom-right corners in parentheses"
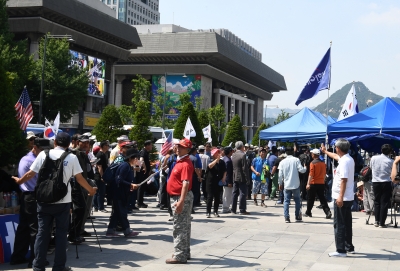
top-left (166, 138), bottom-right (194, 264)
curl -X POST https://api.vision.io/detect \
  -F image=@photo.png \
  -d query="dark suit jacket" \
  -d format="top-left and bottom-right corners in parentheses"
top-left (222, 156), bottom-right (233, 185)
top-left (231, 150), bottom-right (249, 184)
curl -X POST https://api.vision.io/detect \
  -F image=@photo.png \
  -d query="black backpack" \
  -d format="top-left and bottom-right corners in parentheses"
top-left (359, 165), bottom-right (372, 182)
top-left (35, 149), bottom-right (71, 203)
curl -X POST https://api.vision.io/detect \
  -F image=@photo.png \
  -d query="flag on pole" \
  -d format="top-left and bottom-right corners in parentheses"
top-left (202, 124), bottom-right (211, 138)
top-left (44, 118), bottom-right (56, 139)
top-left (14, 87), bottom-right (33, 130)
top-left (268, 141), bottom-right (276, 149)
top-left (183, 117), bottom-right (196, 139)
top-left (53, 112), bottom-right (60, 135)
top-left (295, 47), bottom-right (331, 106)
top-left (160, 132), bottom-right (173, 156)
top-left (337, 84), bottom-right (359, 121)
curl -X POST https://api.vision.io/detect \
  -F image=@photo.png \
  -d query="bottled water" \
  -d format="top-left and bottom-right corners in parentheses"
top-left (11, 191), bottom-right (18, 207)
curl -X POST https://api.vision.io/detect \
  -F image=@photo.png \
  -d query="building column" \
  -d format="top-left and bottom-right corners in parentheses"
top-left (108, 63), bottom-right (116, 106)
top-left (214, 91), bottom-right (221, 106)
top-left (238, 100), bottom-right (243, 123)
top-left (249, 104), bottom-right (254, 140)
top-left (115, 75), bottom-right (125, 107)
top-left (230, 98), bottom-right (235, 121)
top-left (27, 33), bottom-right (42, 60)
top-left (244, 102), bottom-right (249, 142)
top-left (86, 96), bottom-right (93, 112)
top-left (223, 94), bottom-right (229, 123)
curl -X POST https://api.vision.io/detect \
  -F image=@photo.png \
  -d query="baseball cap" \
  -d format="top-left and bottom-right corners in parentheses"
top-left (117, 135), bottom-right (129, 141)
top-left (82, 132), bottom-right (92, 137)
top-left (26, 131), bottom-right (36, 140)
top-left (78, 135), bottom-right (90, 142)
top-left (310, 149), bottom-right (320, 155)
top-left (245, 143), bottom-right (249, 147)
top-left (176, 138), bottom-right (192, 149)
top-left (279, 153), bottom-right (287, 158)
top-left (198, 145), bottom-right (205, 150)
top-left (120, 141), bottom-right (134, 148)
top-left (211, 148), bottom-right (220, 157)
top-left (55, 132), bottom-right (71, 146)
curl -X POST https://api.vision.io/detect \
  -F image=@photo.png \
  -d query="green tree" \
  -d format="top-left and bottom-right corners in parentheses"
top-left (28, 36), bottom-right (88, 123)
top-left (92, 105), bottom-right (124, 142)
top-left (174, 102), bottom-right (203, 146)
top-left (130, 75), bottom-right (152, 149)
top-left (274, 109), bottom-right (290, 125)
top-left (117, 105), bottom-right (134, 125)
top-left (0, 0), bottom-right (34, 95)
top-left (208, 104), bottom-right (226, 142)
top-left (251, 122), bottom-right (270, 146)
top-left (221, 115), bottom-right (245, 147)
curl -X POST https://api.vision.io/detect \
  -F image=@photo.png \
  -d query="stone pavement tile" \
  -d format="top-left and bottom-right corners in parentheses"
top-left (235, 240), bottom-right (273, 252)
top-left (348, 259), bottom-right (389, 271)
top-left (291, 251), bottom-right (323, 262)
top-left (284, 260), bottom-right (315, 271)
top-left (266, 244), bottom-right (301, 255)
top-left (259, 252), bottom-right (294, 261)
top-left (245, 259), bottom-right (290, 271)
top-left (227, 249), bottom-right (264, 259)
top-left (317, 253), bottom-right (355, 265)
top-left (249, 234), bottom-right (280, 242)
top-left (309, 262), bottom-right (350, 271)
top-left (207, 255), bottom-right (258, 270)
top-left (192, 246), bottom-right (233, 258)
top-left (136, 263), bottom-right (174, 271)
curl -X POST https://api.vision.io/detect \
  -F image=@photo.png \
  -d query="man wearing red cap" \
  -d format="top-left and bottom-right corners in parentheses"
top-left (166, 138), bottom-right (194, 264)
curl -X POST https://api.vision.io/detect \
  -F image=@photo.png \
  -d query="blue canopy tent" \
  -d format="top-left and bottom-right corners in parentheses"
top-left (259, 107), bottom-right (335, 143)
top-left (328, 97), bottom-right (400, 153)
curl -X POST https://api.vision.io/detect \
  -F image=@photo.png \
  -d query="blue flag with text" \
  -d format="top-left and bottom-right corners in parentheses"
top-left (295, 48), bottom-right (331, 106)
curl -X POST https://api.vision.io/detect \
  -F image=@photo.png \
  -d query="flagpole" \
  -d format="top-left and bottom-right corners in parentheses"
top-left (325, 41), bottom-right (332, 146)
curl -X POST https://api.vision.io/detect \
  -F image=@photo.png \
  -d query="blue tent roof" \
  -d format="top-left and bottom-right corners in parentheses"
top-left (328, 97), bottom-right (400, 140)
top-left (259, 108), bottom-right (334, 142)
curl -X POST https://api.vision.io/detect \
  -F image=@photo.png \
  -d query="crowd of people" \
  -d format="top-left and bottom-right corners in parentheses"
top-left (5, 129), bottom-right (400, 269)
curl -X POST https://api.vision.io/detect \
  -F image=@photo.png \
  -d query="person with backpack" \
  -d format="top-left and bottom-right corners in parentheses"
top-left (370, 144), bottom-right (394, 228)
top-left (14, 132), bottom-right (97, 271)
top-left (250, 148), bottom-right (269, 207)
top-left (106, 148), bottom-right (140, 237)
top-left (11, 138), bottom-right (50, 268)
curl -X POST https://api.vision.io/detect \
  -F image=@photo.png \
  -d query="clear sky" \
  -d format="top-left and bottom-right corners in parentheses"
top-left (159, 0), bottom-right (400, 109)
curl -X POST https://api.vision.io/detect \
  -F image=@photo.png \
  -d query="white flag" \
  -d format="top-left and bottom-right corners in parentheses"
top-left (183, 117), bottom-right (196, 139)
top-left (337, 84), bottom-right (359, 121)
top-left (268, 141), bottom-right (276, 149)
top-left (53, 112), bottom-right (60, 135)
top-left (202, 124), bottom-right (211, 139)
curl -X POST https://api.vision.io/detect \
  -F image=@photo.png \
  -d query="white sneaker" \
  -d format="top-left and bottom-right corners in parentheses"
top-left (168, 216), bottom-right (174, 221)
top-left (328, 252), bottom-right (347, 257)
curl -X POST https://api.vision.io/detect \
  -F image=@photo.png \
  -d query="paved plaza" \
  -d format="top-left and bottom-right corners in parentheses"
top-left (3, 197), bottom-right (400, 271)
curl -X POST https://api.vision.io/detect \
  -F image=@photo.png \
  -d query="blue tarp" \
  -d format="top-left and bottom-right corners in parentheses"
top-left (328, 97), bottom-right (400, 140)
top-left (259, 107), bottom-right (335, 143)
top-left (327, 97), bottom-right (400, 152)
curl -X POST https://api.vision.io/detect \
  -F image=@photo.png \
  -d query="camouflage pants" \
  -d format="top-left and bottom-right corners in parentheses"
top-left (172, 191), bottom-right (193, 262)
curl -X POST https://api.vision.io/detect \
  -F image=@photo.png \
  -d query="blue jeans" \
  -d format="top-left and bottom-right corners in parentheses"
top-left (283, 188), bottom-right (301, 219)
top-left (333, 200), bottom-right (354, 253)
top-left (33, 202), bottom-right (70, 271)
top-left (94, 180), bottom-right (106, 210)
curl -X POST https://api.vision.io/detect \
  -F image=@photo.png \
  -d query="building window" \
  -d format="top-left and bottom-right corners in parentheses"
top-left (113, 0), bottom-right (116, 4)
top-left (107, 0), bottom-right (111, 4)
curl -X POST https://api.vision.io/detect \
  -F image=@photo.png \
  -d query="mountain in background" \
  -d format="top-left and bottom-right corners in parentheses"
top-left (313, 81), bottom-right (400, 117)
top-left (264, 107), bottom-right (301, 118)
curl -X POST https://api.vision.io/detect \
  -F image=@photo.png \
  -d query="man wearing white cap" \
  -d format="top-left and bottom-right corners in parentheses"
top-left (109, 135), bottom-right (129, 164)
top-left (26, 131), bottom-right (37, 150)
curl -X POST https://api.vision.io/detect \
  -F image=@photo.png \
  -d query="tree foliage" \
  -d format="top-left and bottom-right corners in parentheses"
top-left (0, 0), bottom-right (34, 95)
top-left (92, 105), bottom-right (123, 142)
top-left (221, 114), bottom-right (245, 147)
top-left (274, 109), bottom-right (290, 125)
top-left (174, 102), bottom-right (203, 146)
top-left (28, 37), bottom-right (88, 123)
top-left (208, 104), bottom-right (226, 143)
top-left (117, 105), bottom-right (134, 125)
top-left (130, 75), bottom-right (153, 149)
top-left (0, 59), bottom-right (27, 167)
top-left (251, 122), bottom-right (270, 147)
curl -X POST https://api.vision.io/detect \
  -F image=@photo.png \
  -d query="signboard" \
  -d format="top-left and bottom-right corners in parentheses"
top-left (152, 75), bottom-right (201, 119)
top-left (69, 50), bottom-right (106, 97)
top-left (0, 214), bottom-right (22, 263)
top-left (84, 117), bottom-right (99, 127)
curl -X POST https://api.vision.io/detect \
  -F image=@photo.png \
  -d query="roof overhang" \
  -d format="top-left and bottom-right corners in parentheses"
top-left (114, 64), bottom-right (273, 100)
top-left (7, 0), bottom-right (141, 59)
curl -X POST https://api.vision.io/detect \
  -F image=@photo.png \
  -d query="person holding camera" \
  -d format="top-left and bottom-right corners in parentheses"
top-left (370, 144), bottom-right (394, 228)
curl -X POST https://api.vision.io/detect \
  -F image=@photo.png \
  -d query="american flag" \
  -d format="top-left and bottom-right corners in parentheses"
top-left (14, 87), bottom-right (33, 130)
top-left (160, 132), bottom-right (173, 156)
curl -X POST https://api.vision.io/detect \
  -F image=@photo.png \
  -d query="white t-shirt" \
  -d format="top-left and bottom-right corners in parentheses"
top-left (30, 146), bottom-right (83, 204)
top-left (332, 153), bottom-right (355, 201)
